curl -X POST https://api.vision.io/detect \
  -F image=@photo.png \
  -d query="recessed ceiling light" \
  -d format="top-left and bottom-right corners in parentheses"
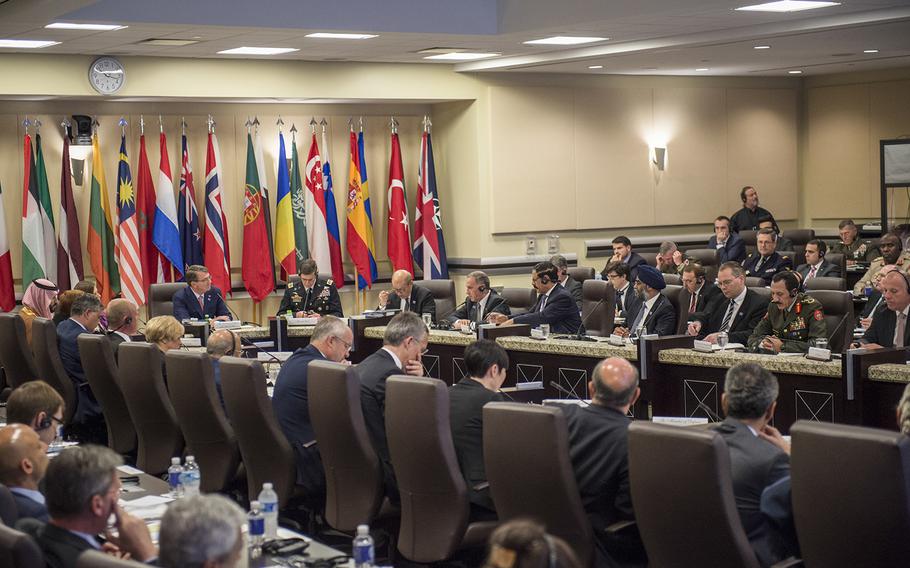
top-left (753, 45), bottom-right (771, 49)
top-left (217, 46), bottom-right (299, 55)
top-left (140, 38), bottom-right (200, 47)
top-left (696, 68), bottom-right (710, 71)
top-left (588, 65), bottom-right (603, 69)
top-left (424, 52), bottom-right (500, 60)
top-left (736, 1), bottom-right (840, 12)
top-left (788, 70), bottom-right (803, 74)
top-left (524, 36), bottom-right (608, 46)
top-left (305, 32), bottom-right (378, 40)
top-left (0, 39), bottom-right (59, 49)
top-left (45, 22), bottom-right (127, 31)
top-left (864, 49), bottom-right (879, 53)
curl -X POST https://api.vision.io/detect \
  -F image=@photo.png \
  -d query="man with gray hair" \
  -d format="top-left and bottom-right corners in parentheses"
top-left (273, 316), bottom-right (354, 498)
top-left (172, 264), bottom-right (231, 322)
top-left (561, 357), bottom-right (644, 564)
top-left (159, 494), bottom-right (246, 568)
top-left (17, 445), bottom-right (157, 568)
top-left (711, 363), bottom-right (790, 551)
top-left (58, 293), bottom-right (105, 443)
top-left (550, 255), bottom-right (582, 309)
top-left (447, 270), bottom-right (510, 328)
top-left (356, 311), bottom-right (428, 502)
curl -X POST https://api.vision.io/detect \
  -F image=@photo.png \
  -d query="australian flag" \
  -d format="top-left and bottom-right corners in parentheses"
top-left (178, 133), bottom-right (204, 274)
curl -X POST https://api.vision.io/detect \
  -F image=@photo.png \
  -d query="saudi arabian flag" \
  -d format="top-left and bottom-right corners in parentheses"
top-left (289, 132), bottom-right (309, 271)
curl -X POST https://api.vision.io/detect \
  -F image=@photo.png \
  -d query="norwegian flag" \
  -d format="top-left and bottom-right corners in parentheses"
top-left (412, 128), bottom-right (448, 279)
top-left (386, 130), bottom-right (413, 274)
top-left (178, 133), bottom-right (203, 274)
top-left (204, 130), bottom-right (231, 296)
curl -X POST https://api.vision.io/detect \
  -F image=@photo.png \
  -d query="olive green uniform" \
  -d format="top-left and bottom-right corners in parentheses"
top-left (829, 239), bottom-right (877, 262)
top-left (852, 252), bottom-right (910, 296)
top-left (276, 277), bottom-right (343, 317)
top-left (747, 293), bottom-right (827, 354)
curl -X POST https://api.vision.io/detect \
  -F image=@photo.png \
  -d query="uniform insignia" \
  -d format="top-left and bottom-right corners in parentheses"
top-left (291, 293), bottom-right (302, 302)
top-left (814, 310), bottom-right (824, 321)
top-left (326, 279), bottom-right (333, 286)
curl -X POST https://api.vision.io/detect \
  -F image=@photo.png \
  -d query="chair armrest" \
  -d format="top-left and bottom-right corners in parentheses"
top-left (605, 520), bottom-right (637, 535)
top-left (771, 557), bottom-right (803, 568)
top-left (472, 481), bottom-right (490, 491)
top-left (303, 440), bottom-right (317, 449)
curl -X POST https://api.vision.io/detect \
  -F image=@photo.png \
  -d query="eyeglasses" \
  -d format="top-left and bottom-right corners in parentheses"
top-left (332, 336), bottom-right (352, 350)
top-left (51, 415), bottom-right (64, 426)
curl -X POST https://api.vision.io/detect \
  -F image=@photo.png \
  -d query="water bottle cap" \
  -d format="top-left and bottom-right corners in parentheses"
top-left (186, 455), bottom-right (195, 461)
top-left (263, 482), bottom-right (273, 490)
top-left (171, 457), bottom-right (180, 464)
top-left (251, 501), bottom-right (260, 509)
top-left (356, 524), bottom-right (369, 535)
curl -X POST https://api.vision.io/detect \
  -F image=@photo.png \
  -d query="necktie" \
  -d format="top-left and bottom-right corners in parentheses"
top-left (807, 266), bottom-right (817, 280)
top-left (755, 256), bottom-right (766, 273)
top-left (303, 288), bottom-right (311, 311)
top-left (403, 297), bottom-right (409, 312)
top-left (198, 294), bottom-right (205, 311)
top-left (538, 294), bottom-right (547, 312)
top-left (896, 312), bottom-right (907, 348)
top-left (688, 293), bottom-right (697, 314)
top-left (719, 299), bottom-right (736, 332)
top-left (616, 289), bottom-right (624, 311)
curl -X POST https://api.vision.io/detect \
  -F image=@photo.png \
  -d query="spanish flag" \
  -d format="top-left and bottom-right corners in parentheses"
top-left (87, 132), bottom-right (121, 304)
top-left (345, 131), bottom-right (373, 288)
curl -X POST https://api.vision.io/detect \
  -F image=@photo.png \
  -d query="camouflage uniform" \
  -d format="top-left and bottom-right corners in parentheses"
top-left (852, 252), bottom-right (910, 296)
top-left (747, 293), bottom-right (827, 353)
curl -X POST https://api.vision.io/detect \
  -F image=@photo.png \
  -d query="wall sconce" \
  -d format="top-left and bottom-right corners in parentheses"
top-left (651, 147), bottom-right (667, 171)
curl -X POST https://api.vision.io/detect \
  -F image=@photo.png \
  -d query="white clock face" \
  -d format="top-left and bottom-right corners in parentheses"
top-left (89, 57), bottom-right (125, 95)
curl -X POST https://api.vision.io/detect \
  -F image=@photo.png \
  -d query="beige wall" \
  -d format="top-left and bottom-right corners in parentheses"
top-left (2, 52), bottom-right (910, 314)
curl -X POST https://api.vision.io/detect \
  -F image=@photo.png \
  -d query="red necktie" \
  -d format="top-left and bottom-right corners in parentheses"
top-left (807, 266), bottom-right (817, 279)
top-left (688, 293), bottom-right (697, 314)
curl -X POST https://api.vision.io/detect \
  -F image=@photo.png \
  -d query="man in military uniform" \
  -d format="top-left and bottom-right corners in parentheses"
top-left (748, 272), bottom-right (827, 354)
top-left (852, 232), bottom-right (910, 296)
top-left (829, 219), bottom-right (877, 265)
top-left (743, 228), bottom-right (793, 285)
top-left (277, 259), bottom-right (343, 317)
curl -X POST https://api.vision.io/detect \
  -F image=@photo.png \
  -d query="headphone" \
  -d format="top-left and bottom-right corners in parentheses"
top-left (544, 535), bottom-right (557, 568)
top-left (477, 283), bottom-right (487, 293)
top-left (775, 271), bottom-right (801, 297)
top-left (538, 275), bottom-right (552, 285)
top-left (37, 412), bottom-right (53, 431)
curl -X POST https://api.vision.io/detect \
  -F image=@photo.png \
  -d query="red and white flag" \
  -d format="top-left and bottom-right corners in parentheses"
top-left (204, 131), bottom-right (232, 296)
top-left (386, 131), bottom-right (413, 274)
top-left (0, 183), bottom-right (15, 312)
top-left (304, 134), bottom-right (332, 276)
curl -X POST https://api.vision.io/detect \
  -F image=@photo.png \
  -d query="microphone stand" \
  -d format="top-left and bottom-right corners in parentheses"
top-left (566, 298), bottom-right (604, 342)
top-left (549, 381), bottom-right (590, 405)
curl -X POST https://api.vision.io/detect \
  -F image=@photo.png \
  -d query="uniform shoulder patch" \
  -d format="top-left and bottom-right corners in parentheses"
top-left (814, 310), bottom-right (824, 321)
top-left (326, 278), bottom-right (334, 286)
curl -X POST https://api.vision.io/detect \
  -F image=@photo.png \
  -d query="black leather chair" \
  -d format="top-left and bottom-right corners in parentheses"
top-left (637, 252), bottom-right (657, 268)
top-left (804, 276), bottom-right (846, 291)
top-left (500, 288), bottom-right (537, 317)
top-left (385, 377), bottom-right (495, 563)
top-left (413, 279), bottom-right (456, 321)
top-left (148, 283), bottom-right (187, 318)
top-left (749, 286), bottom-right (772, 303)
top-left (745, 277), bottom-right (766, 289)
top-left (784, 229), bottom-right (815, 267)
top-left (685, 248), bottom-right (720, 282)
top-left (0, 524), bottom-right (44, 568)
top-left (0, 313), bottom-right (39, 389)
top-left (740, 230), bottom-right (758, 255)
top-left (581, 279), bottom-right (615, 337)
top-left (805, 290), bottom-right (853, 352)
top-left (825, 253), bottom-right (846, 279)
top-left (662, 273), bottom-right (682, 286)
top-left (76, 550), bottom-right (146, 567)
top-left (220, 357), bottom-right (298, 508)
top-left (483, 403), bottom-right (594, 566)
top-left (78, 335), bottom-right (137, 457)
top-left (30, 318), bottom-right (77, 426)
top-left (0, 483), bottom-right (17, 526)
top-left (791, 421), bottom-right (910, 567)
top-left (166, 351), bottom-right (241, 494)
top-left (118, 343), bottom-right (184, 476)
top-left (628, 421), bottom-right (761, 568)
top-left (307, 360), bottom-right (387, 532)
top-left (661, 285), bottom-right (683, 334)
top-left (567, 266), bottom-right (595, 284)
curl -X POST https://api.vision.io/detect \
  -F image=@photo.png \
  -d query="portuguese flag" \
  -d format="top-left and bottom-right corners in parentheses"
top-left (241, 133), bottom-right (274, 302)
top-left (87, 132), bottom-right (121, 304)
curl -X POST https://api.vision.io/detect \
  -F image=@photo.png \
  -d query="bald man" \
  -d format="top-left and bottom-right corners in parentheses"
top-left (105, 299), bottom-right (139, 359)
top-left (377, 269), bottom-right (436, 322)
top-left (206, 330), bottom-right (242, 410)
top-left (559, 358), bottom-right (643, 564)
top-left (0, 424), bottom-right (50, 522)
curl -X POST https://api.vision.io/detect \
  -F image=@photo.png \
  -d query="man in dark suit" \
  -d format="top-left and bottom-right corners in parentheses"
top-left (272, 317), bottom-right (353, 498)
top-left (681, 263), bottom-right (720, 319)
top-left (711, 363), bottom-right (791, 566)
top-left (604, 261), bottom-right (642, 324)
top-left (449, 340), bottom-right (507, 517)
top-left (276, 259), bottom-right (343, 317)
top-left (600, 235), bottom-right (646, 282)
top-left (488, 261), bottom-right (582, 334)
top-left (614, 265), bottom-right (677, 338)
top-left (57, 294), bottom-right (105, 443)
top-left (206, 329), bottom-right (243, 411)
top-left (172, 264), bottom-right (232, 321)
top-left (447, 271), bottom-right (511, 328)
top-left (551, 254), bottom-right (582, 309)
top-left (0, 425), bottom-right (50, 522)
top-left (378, 269), bottom-right (437, 322)
top-left (859, 270), bottom-right (910, 348)
top-left (730, 185), bottom-right (774, 233)
top-left (688, 262), bottom-right (768, 345)
top-left (16, 445), bottom-right (157, 568)
top-left (561, 357), bottom-right (644, 565)
top-left (355, 312), bottom-right (428, 502)
top-left (742, 228), bottom-right (793, 285)
top-left (708, 215), bottom-right (747, 264)
top-left (104, 299), bottom-right (139, 360)
top-left (796, 239), bottom-right (842, 283)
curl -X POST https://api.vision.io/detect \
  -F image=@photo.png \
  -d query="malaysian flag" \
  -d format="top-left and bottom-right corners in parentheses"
top-left (117, 133), bottom-right (144, 304)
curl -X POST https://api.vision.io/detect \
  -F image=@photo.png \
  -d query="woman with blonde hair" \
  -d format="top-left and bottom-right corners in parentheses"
top-left (144, 315), bottom-right (185, 387)
top-left (19, 279), bottom-right (58, 344)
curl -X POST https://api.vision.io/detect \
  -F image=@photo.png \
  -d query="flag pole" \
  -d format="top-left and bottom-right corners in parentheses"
top-left (353, 267), bottom-right (360, 313)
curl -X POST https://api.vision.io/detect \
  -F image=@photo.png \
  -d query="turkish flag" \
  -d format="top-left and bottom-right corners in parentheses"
top-left (386, 132), bottom-right (413, 274)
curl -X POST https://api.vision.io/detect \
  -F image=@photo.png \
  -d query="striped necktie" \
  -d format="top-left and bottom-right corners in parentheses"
top-left (719, 299), bottom-right (736, 332)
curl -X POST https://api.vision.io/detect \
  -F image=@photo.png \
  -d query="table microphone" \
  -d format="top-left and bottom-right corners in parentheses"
top-left (215, 291), bottom-right (284, 365)
top-left (549, 381), bottom-right (589, 405)
top-left (568, 298), bottom-right (604, 342)
top-left (696, 399), bottom-right (722, 422)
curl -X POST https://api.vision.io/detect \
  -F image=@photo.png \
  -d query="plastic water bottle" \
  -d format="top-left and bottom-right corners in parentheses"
top-left (167, 457), bottom-right (183, 498)
top-left (248, 501), bottom-right (265, 558)
top-left (258, 483), bottom-right (279, 539)
top-left (352, 524), bottom-right (374, 568)
top-left (595, 272), bottom-right (603, 281)
top-left (181, 456), bottom-right (201, 497)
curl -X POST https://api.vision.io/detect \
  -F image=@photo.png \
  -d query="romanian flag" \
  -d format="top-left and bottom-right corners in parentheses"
top-left (87, 132), bottom-right (121, 304)
top-left (345, 131), bottom-right (373, 288)
top-left (274, 132), bottom-right (296, 278)
top-left (357, 130), bottom-right (378, 288)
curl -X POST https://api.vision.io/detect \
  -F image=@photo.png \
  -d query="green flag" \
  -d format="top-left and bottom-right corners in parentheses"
top-left (35, 134), bottom-right (57, 283)
top-left (289, 133), bottom-right (309, 271)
